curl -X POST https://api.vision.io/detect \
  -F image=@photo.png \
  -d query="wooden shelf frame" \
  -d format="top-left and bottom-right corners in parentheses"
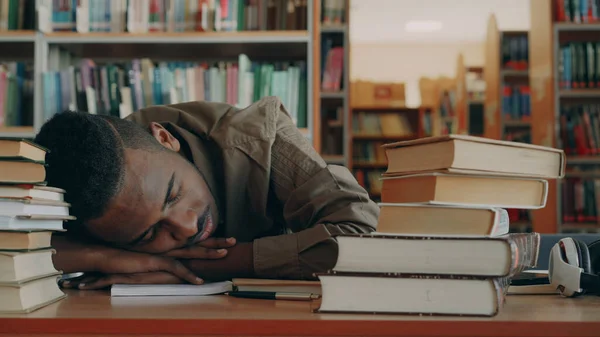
top-left (484, 15), bottom-right (531, 141)
top-left (43, 31), bottom-right (310, 44)
top-left (528, 0), bottom-right (600, 233)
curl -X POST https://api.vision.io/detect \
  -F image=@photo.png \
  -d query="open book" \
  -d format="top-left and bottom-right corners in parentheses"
top-left (110, 281), bottom-right (233, 297)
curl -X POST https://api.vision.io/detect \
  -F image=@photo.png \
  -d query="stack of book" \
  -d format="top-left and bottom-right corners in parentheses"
top-left (316, 134), bottom-right (565, 317)
top-left (0, 138), bottom-right (74, 314)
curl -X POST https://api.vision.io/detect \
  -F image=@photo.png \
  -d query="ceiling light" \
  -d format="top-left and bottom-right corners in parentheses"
top-left (404, 20), bottom-right (443, 32)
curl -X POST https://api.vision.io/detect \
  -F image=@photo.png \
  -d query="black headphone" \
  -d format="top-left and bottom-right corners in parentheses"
top-left (547, 237), bottom-right (600, 297)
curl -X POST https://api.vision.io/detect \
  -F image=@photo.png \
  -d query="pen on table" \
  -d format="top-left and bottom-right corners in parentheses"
top-left (226, 291), bottom-right (321, 301)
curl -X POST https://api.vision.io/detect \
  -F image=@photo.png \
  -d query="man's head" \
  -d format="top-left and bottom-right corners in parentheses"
top-left (34, 111), bottom-right (218, 254)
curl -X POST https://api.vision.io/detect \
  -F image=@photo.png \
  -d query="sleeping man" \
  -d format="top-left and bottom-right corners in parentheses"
top-left (34, 96), bottom-right (379, 289)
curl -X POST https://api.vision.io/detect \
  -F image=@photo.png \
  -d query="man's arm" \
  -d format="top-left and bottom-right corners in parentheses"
top-left (251, 104), bottom-right (379, 280)
top-left (165, 102), bottom-right (379, 281)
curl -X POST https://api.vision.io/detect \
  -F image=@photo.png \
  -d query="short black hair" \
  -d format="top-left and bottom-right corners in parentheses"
top-left (34, 111), bottom-right (164, 228)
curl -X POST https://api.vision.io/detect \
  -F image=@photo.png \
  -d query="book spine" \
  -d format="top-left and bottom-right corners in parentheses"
top-left (507, 232), bottom-right (541, 276)
top-left (490, 208), bottom-right (510, 236)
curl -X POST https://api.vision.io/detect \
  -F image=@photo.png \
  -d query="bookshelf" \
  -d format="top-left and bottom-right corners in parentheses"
top-left (0, 1), bottom-right (325, 148)
top-left (349, 89), bottom-right (430, 200)
top-left (454, 54), bottom-right (468, 135)
top-left (312, 0), bottom-right (349, 166)
top-left (417, 54), bottom-right (474, 138)
top-left (0, 29), bottom-right (36, 138)
top-left (465, 66), bottom-right (485, 137)
top-left (419, 76), bottom-right (452, 137)
top-left (529, 0), bottom-right (600, 234)
top-left (484, 15), bottom-right (531, 143)
top-left (440, 54), bottom-right (469, 136)
top-left (483, 14), bottom-right (534, 233)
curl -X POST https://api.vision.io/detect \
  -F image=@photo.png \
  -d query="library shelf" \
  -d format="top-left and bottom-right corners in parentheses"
top-left (501, 70), bottom-right (529, 77)
top-left (562, 223), bottom-right (600, 231)
top-left (555, 23), bottom-right (600, 32)
top-left (567, 156), bottom-right (600, 165)
top-left (0, 126), bottom-right (35, 138)
top-left (0, 31), bottom-right (36, 42)
top-left (503, 120), bottom-right (531, 128)
top-left (352, 134), bottom-right (415, 142)
top-left (42, 31), bottom-right (310, 44)
top-left (320, 91), bottom-right (345, 99)
top-left (530, 0), bottom-right (600, 234)
top-left (559, 89), bottom-right (600, 98)
top-left (320, 25), bottom-right (346, 33)
top-left (352, 162), bottom-right (388, 169)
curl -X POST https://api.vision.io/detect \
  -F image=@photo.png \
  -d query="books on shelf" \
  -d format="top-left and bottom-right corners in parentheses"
top-left (321, 38), bottom-right (343, 92)
top-left (555, 0), bottom-right (600, 22)
top-left (315, 134), bottom-right (562, 316)
top-left (39, 0), bottom-right (308, 33)
top-left (0, 138), bottom-right (75, 314)
top-left (321, 0), bottom-right (346, 26)
top-left (42, 53), bottom-right (308, 128)
top-left (558, 42), bottom-right (600, 90)
top-left (352, 112), bottom-right (415, 138)
top-left (561, 170), bottom-right (600, 225)
top-left (559, 103), bottom-right (600, 155)
top-left (502, 84), bottom-right (530, 121)
top-left (465, 69), bottom-right (486, 101)
top-left (501, 34), bottom-right (528, 71)
top-left (0, 0), bottom-right (36, 31)
top-left (0, 62), bottom-right (34, 129)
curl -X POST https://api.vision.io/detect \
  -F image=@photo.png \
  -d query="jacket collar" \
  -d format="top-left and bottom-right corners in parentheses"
top-left (160, 122), bottom-right (224, 227)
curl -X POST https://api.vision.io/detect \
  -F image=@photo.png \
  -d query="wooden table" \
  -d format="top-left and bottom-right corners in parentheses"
top-left (0, 290), bottom-right (599, 337)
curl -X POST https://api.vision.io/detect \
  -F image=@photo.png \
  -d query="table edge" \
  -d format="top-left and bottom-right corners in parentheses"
top-left (1, 318), bottom-right (599, 337)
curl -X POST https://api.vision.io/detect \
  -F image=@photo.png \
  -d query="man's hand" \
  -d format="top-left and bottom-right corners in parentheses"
top-left (61, 271), bottom-right (184, 290)
top-left (52, 234), bottom-right (237, 289)
top-left (163, 237), bottom-right (236, 259)
top-left (179, 241), bottom-right (255, 282)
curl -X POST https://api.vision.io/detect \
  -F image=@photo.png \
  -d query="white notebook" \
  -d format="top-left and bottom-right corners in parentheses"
top-left (110, 281), bottom-right (233, 297)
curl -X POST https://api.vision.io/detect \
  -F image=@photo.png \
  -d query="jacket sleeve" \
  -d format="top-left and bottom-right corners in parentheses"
top-left (252, 106), bottom-right (380, 280)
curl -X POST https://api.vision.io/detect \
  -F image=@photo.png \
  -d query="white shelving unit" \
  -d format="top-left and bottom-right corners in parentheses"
top-left (317, 0), bottom-right (349, 166)
top-left (0, 2), bottom-right (316, 144)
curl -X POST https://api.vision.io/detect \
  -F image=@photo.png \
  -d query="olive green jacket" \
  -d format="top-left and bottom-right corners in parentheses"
top-left (126, 96), bottom-right (379, 280)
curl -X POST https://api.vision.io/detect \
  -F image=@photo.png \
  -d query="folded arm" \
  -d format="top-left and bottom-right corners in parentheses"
top-left (174, 105), bottom-right (379, 281)
top-left (251, 107), bottom-right (380, 280)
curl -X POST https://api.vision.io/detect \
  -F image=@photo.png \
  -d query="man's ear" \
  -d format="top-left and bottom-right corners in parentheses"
top-left (150, 122), bottom-right (180, 152)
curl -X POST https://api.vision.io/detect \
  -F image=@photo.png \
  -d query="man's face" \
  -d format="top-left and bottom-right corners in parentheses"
top-left (86, 125), bottom-right (219, 254)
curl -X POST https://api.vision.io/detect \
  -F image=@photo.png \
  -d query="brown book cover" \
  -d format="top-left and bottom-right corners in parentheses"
top-left (381, 134), bottom-right (566, 179)
top-left (381, 172), bottom-right (548, 209)
top-left (0, 159), bottom-right (46, 185)
top-left (376, 204), bottom-right (509, 237)
top-left (0, 229), bottom-right (54, 251)
top-left (0, 138), bottom-right (48, 163)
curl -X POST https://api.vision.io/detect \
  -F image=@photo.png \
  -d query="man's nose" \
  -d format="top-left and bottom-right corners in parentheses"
top-left (169, 209), bottom-right (199, 242)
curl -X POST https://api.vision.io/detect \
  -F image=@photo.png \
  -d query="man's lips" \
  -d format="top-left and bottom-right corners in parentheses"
top-left (196, 212), bottom-right (214, 242)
